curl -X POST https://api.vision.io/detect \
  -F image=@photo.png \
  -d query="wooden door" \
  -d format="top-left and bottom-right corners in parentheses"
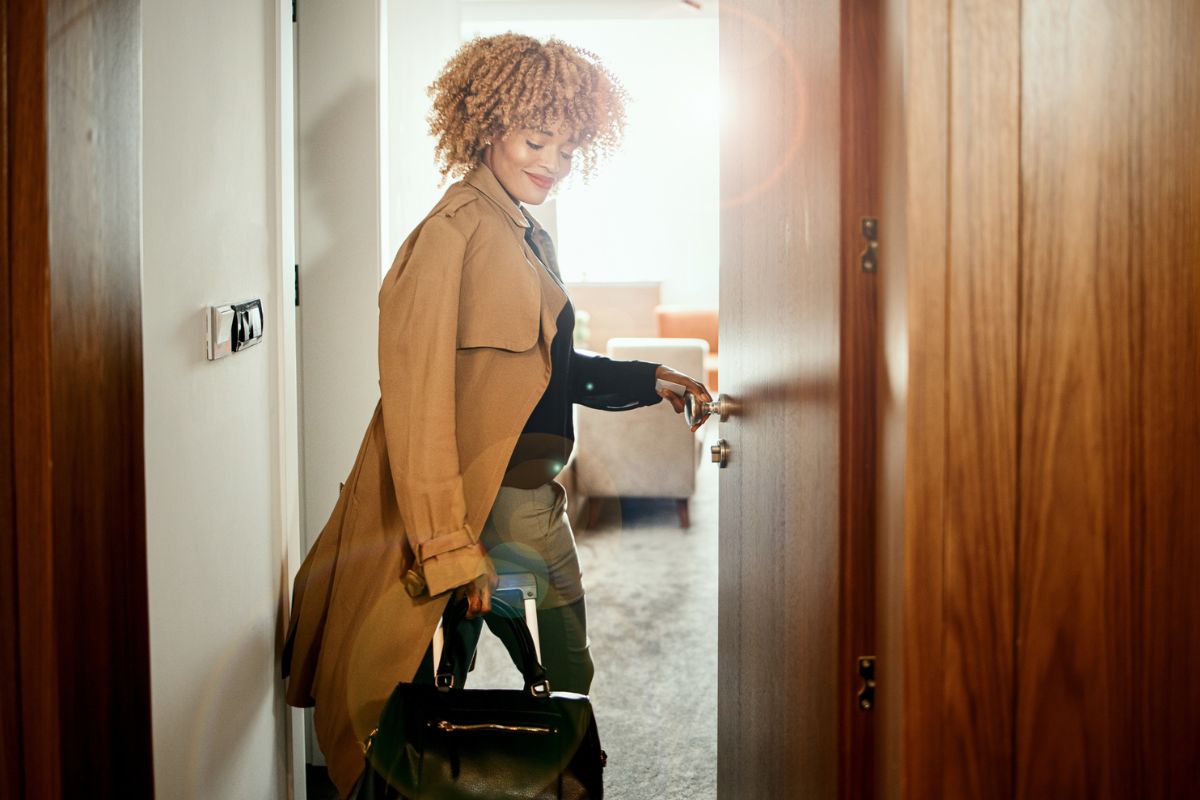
top-left (879, 0), bottom-right (1200, 796)
top-left (718, 1), bottom-right (879, 796)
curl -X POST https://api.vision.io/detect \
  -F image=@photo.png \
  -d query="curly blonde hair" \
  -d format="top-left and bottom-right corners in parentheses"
top-left (427, 33), bottom-right (627, 180)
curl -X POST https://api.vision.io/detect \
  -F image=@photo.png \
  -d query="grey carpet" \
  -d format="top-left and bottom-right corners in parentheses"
top-left (469, 455), bottom-right (719, 800)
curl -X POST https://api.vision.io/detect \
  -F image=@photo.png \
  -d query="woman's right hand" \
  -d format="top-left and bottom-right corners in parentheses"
top-left (655, 364), bottom-right (713, 432)
top-left (462, 543), bottom-right (498, 618)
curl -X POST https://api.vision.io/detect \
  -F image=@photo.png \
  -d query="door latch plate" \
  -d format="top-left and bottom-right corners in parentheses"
top-left (857, 655), bottom-right (877, 711)
top-left (860, 217), bottom-right (879, 273)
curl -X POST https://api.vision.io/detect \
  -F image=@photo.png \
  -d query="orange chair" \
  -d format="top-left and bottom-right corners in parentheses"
top-left (654, 305), bottom-right (718, 391)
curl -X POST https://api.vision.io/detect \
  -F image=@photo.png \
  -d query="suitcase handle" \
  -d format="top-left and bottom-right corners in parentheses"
top-left (436, 596), bottom-right (551, 697)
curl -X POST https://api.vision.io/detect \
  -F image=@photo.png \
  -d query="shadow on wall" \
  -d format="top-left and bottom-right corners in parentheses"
top-left (301, 82), bottom-right (380, 289)
top-left (297, 80), bottom-right (388, 570)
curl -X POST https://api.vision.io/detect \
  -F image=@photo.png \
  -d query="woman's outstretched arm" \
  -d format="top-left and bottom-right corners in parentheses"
top-left (570, 350), bottom-right (711, 430)
top-left (569, 349), bottom-right (662, 410)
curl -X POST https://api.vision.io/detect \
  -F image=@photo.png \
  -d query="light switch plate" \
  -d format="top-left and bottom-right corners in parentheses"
top-left (206, 299), bottom-right (263, 361)
top-left (206, 304), bottom-right (236, 360)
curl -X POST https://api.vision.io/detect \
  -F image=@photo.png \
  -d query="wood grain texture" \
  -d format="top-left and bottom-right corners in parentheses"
top-left (718, 1), bottom-right (842, 797)
top-left (45, 0), bottom-right (153, 795)
top-left (943, 0), bottom-right (1021, 797)
top-left (838, 0), bottom-right (882, 797)
top-left (1017, 1), bottom-right (1200, 796)
top-left (6, 0), bottom-right (61, 796)
top-left (873, 0), bottom-right (909, 797)
top-left (0, 1), bottom-right (20, 792)
top-left (898, 0), bottom-right (949, 796)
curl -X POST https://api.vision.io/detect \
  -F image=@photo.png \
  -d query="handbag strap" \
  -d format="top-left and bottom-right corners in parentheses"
top-left (436, 596), bottom-right (551, 697)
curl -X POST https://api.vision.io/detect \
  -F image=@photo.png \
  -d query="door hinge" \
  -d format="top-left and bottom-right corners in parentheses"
top-left (856, 656), bottom-right (877, 711)
top-left (294, 264), bottom-right (300, 306)
top-left (860, 217), bottom-right (879, 273)
top-left (292, 0), bottom-right (297, 23)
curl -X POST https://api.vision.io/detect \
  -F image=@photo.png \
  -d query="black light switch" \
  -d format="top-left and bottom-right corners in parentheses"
top-left (231, 299), bottom-right (264, 352)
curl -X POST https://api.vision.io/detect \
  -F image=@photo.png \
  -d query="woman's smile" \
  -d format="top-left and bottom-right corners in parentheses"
top-left (482, 126), bottom-right (574, 205)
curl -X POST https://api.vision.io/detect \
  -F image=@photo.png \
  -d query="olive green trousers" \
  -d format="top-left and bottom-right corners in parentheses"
top-left (415, 481), bottom-right (595, 694)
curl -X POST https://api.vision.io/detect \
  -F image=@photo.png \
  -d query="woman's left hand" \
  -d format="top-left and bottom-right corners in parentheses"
top-left (462, 543), bottom-right (499, 619)
top-left (655, 365), bottom-right (712, 432)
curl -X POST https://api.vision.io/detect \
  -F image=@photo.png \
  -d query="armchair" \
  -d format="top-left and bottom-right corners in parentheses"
top-left (573, 337), bottom-right (707, 528)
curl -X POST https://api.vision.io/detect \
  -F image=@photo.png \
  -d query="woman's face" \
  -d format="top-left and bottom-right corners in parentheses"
top-left (482, 126), bottom-right (576, 205)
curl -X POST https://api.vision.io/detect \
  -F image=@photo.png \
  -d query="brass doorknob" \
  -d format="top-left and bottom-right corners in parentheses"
top-left (711, 439), bottom-right (731, 467)
top-left (685, 393), bottom-right (734, 427)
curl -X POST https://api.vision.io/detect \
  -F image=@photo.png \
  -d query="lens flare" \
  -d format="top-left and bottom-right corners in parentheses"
top-left (718, 2), bottom-right (810, 210)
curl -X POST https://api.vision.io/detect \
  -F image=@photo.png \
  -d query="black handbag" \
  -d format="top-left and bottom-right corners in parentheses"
top-left (352, 597), bottom-right (605, 800)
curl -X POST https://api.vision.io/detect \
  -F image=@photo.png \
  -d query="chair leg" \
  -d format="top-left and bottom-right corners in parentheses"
top-left (676, 498), bottom-right (690, 529)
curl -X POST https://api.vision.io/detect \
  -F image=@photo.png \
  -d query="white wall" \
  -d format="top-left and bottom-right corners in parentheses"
top-left (297, 4), bottom-right (465, 551)
top-left (297, 2), bottom-right (466, 566)
top-left (387, 1), bottom-right (464, 262)
top-left (297, 0), bottom-right (388, 568)
top-left (143, 1), bottom-right (299, 798)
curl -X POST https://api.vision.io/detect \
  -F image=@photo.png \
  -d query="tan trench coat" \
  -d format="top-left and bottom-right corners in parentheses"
top-left (283, 164), bottom-right (566, 796)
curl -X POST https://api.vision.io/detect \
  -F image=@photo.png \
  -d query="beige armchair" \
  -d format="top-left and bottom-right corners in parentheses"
top-left (573, 337), bottom-right (707, 528)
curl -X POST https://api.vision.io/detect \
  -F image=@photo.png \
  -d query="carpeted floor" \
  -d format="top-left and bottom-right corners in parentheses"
top-left (470, 456), bottom-right (720, 800)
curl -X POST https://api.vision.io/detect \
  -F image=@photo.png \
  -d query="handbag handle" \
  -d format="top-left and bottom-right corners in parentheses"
top-left (436, 596), bottom-right (551, 697)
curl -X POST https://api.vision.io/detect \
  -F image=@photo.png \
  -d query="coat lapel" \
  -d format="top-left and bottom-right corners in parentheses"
top-left (462, 165), bottom-right (568, 353)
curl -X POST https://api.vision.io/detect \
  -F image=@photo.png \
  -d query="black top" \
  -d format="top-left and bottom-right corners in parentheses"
top-left (502, 223), bottom-right (662, 489)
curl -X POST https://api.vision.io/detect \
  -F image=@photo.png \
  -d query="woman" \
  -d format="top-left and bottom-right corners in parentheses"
top-left (283, 33), bottom-right (710, 797)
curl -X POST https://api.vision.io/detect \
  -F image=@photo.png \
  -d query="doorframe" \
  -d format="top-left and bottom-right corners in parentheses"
top-left (275, 0), bottom-right (306, 796)
top-left (838, 0), bottom-right (883, 797)
top-left (2, 0), bottom-right (60, 795)
top-left (3, 0), bottom-right (155, 796)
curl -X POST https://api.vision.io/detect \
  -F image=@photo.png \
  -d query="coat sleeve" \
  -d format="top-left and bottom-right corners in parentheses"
top-left (570, 349), bottom-right (664, 410)
top-left (378, 213), bottom-right (485, 597)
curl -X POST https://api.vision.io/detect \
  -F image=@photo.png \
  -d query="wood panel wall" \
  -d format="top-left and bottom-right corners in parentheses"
top-left (1016, 1), bottom-right (1200, 796)
top-left (873, 0), bottom-right (909, 796)
top-left (893, 0), bottom-right (1200, 796)
top-left (942, 0), bottom-right (1021, 796)
top-left (897, 0), bottom-right (949, 794)
top-left (893, 2), bottom-right (1022, 796)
